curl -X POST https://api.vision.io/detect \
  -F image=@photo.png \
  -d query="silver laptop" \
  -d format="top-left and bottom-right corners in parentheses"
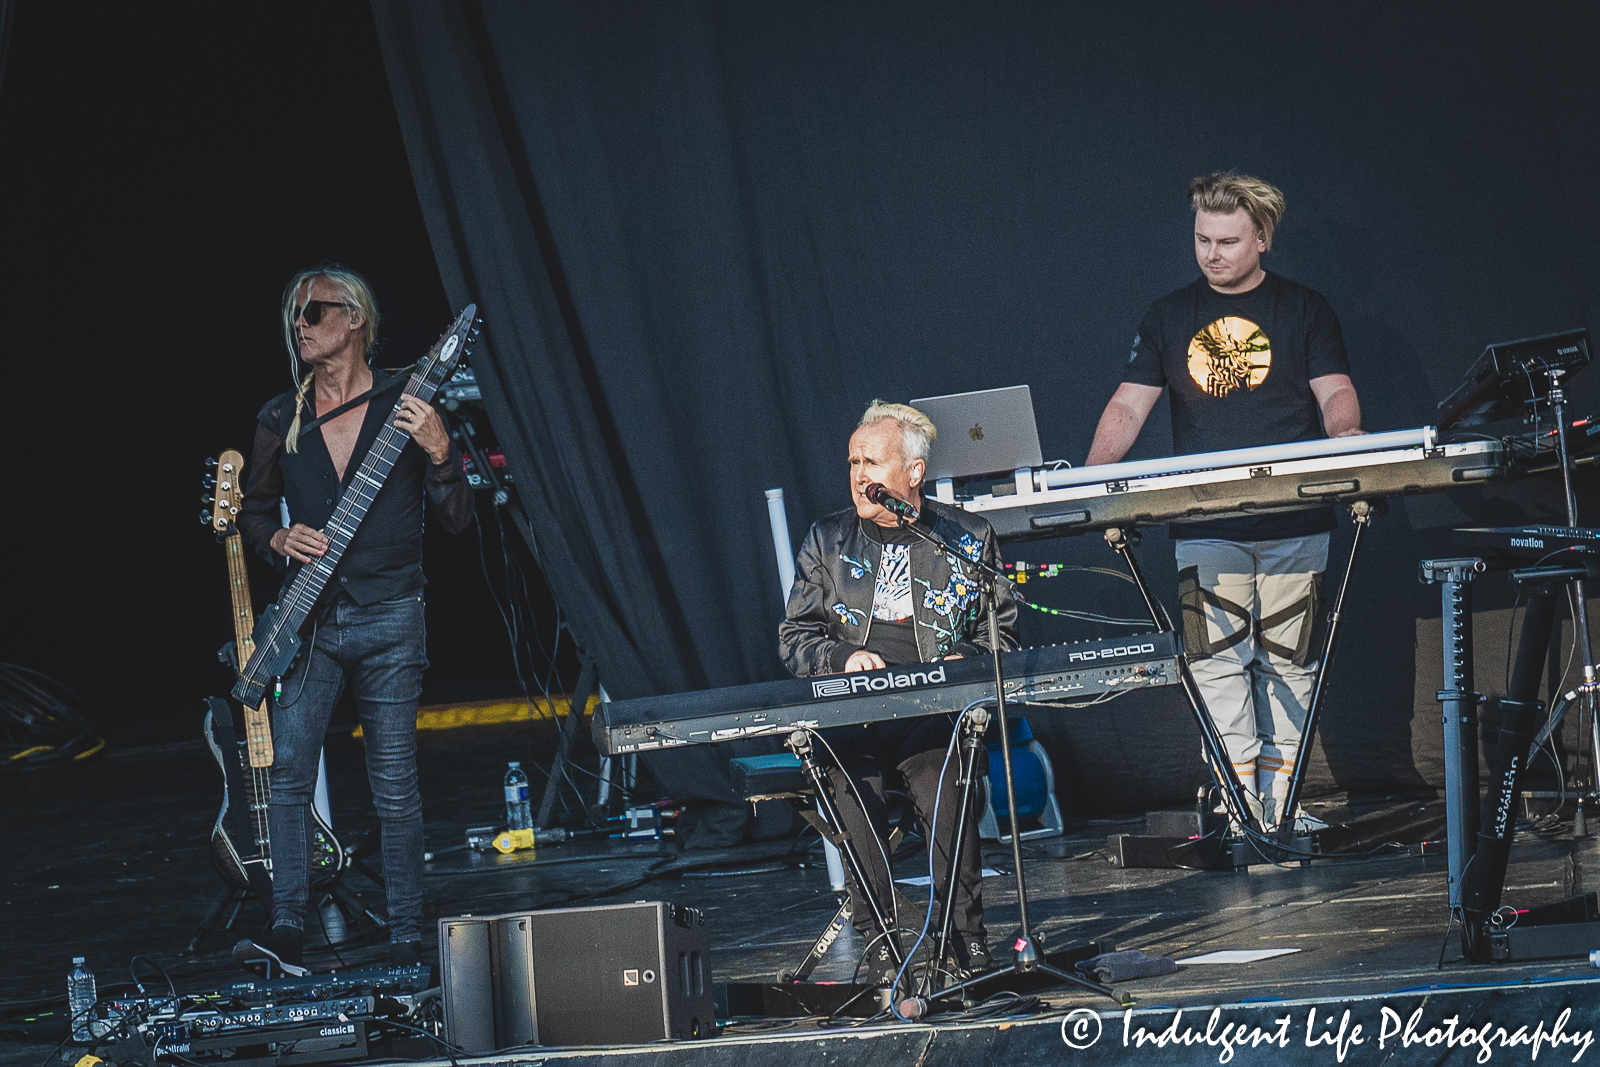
top-left (909, 385), bottom-right (1043, 480)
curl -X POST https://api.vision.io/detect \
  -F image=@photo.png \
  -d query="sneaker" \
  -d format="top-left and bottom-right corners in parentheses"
top-left (944, 938), bottom-right (995, 980)
top-left (961, 938), bottom-right (994, 974)
top-left (233, 926), bottom-right (307, 978)
top-left (1293, 810), bottom-right (1329, 833)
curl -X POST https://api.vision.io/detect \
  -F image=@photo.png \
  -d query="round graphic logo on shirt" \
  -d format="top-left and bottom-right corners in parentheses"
top-left (1187, 316), bottom-right (1272, 397)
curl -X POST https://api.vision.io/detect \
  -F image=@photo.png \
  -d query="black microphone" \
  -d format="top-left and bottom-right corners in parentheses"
top-left (864, 483), bottom-right (919, 520)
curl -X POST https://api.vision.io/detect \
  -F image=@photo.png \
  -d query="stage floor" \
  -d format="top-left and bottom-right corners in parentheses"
top-left (5, 722), bottom-right (1600, 1065)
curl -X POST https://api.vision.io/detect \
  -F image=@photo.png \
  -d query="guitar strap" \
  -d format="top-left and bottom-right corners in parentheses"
top-left (293, 365), bottom-right (415, 440)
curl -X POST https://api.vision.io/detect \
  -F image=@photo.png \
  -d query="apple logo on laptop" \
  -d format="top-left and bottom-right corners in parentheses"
top-left (969, 424), bottom-right (984, 441)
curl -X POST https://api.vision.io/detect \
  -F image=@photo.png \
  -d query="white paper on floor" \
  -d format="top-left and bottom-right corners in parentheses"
top-left (1176, 949), bottom-right (1302, 965)
top-left (895, 869), bottom-right (1002, 886)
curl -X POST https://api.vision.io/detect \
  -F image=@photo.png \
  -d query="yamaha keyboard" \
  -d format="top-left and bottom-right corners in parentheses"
top-left (941, 427), bottom-right (1509, 541)
top-left (598, 633), bottom-right (1180, 755)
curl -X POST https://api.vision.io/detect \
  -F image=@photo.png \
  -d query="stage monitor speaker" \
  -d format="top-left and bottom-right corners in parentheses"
top-left (438, 915), bottom-right (495, 1052)
top-left (440, 901), bottom-right (713, 1050)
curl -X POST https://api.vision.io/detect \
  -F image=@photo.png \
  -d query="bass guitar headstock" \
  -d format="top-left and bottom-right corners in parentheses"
top-left (202, 449), bottom-right (245, 536)
top-left (415, 304), bottom-right (479, 397)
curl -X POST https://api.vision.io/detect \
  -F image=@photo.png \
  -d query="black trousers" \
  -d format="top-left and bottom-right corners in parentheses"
top-left (819, 715), bottom-right (986, 942)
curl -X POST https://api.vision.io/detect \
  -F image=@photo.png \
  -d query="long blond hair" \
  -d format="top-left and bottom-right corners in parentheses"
top-left (280, 267), bottom-right (380, 453)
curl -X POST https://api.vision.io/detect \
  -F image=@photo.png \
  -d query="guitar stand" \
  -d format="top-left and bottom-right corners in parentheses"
top-left (183, 836), bottom-right (388, 955)
top-left (184, 885), bottom-right (255, 956)
top-left (342, 826), bottom-right (389, 893)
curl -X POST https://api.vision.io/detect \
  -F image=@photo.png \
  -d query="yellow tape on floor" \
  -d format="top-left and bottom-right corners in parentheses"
top-left (350, 695), bottom-right (599, 737)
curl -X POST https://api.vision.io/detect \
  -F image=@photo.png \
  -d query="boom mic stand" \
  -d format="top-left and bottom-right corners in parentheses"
top-left (873, 495), bottom-right (1126, 1009)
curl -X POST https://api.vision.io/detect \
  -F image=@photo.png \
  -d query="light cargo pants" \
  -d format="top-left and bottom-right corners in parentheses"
top-left (1176, 533), bottom-right (1328, 829)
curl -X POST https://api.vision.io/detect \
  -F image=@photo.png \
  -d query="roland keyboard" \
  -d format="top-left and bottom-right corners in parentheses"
top-left (598, 633), bottom-right (1180, 755)
top-left (943, 428), bottom-right (1509, 541)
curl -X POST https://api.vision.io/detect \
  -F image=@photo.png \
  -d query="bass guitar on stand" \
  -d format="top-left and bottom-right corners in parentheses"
top-left (200, 451), bottom-right (342, 905)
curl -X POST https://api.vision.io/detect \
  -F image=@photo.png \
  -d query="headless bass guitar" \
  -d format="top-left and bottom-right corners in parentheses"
top-left (232, 305), bottom-right (478, 708)
top-left (201, 452), bottom-right (341, 897)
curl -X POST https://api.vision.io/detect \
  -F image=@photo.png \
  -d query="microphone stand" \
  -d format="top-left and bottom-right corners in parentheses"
top-left (870, 490), bottom-right (1127, 1008)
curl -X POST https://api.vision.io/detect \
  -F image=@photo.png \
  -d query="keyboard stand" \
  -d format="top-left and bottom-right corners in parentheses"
top-left (1103, 526), bottom-right (1264, 842)
top-left (786, 730), bottom-right (907, 987)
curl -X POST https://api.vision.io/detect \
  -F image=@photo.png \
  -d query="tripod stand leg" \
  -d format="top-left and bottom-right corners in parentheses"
top-left (785, 896), bottom-right (852, 983)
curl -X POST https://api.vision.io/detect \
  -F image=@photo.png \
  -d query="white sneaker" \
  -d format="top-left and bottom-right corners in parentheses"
top-left (1293, 811), bottom-right (1329, 833)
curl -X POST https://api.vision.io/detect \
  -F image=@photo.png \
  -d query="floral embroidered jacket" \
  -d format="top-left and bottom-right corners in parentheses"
top-left (778, 500), bottom-right (1019, 678)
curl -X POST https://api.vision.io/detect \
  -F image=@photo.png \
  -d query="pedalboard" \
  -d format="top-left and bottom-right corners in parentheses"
top-left (97, 964), bottom-right (437, 1066)
top-left (218, 962), bottom-right (431, 1002)
top-left (106, 996), bottom-right (375, 1044)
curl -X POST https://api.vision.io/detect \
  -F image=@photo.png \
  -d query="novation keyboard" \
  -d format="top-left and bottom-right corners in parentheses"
top-left (598, 633), bottom-right (1179, 755)
top-left (943, 428), bottom-right (1509, 541)
top-left (1452, 525), bottom-right (1600, 559)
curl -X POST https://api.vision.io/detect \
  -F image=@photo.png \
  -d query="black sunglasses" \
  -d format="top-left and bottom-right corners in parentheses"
top-left (296, 300), bottom-right (351, 326)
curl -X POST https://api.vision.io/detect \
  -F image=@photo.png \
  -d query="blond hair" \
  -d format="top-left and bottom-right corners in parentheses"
top-left (280, 267), bottom-right (381, 453)
top-left (1188, 172), bottom-right (1286, 251)
top-left (859, 400), bottom-right (937, 469)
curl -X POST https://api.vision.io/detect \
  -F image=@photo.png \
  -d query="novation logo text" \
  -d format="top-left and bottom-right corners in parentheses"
top-left (813, 665), bottom-right (947, 698)
top-left (1510, 537), bottom-right (1544, 549)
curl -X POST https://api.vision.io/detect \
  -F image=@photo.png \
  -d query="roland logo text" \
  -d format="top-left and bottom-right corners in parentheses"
top-left (813, 665), bottom-right (947, 699)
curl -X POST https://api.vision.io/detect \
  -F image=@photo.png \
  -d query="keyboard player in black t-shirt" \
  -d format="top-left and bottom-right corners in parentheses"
top-left (1085, 173), bottom-right (1364, 832)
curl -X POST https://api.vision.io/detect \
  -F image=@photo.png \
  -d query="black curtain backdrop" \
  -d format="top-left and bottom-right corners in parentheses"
top-left (370, 1), bottom-right (1600, 815)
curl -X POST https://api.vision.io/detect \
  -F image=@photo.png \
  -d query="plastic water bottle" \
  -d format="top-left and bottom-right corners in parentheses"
top-left (505, 762), bottom-right (531, 830)
top-left (67, 957), bottom-right (97, 1042)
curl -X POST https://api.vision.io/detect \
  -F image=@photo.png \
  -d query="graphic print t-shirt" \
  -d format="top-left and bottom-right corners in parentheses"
top-left (862, 519), bottom-right (921, 665)
top-left (1122, 271), bottom-right (1351, 540)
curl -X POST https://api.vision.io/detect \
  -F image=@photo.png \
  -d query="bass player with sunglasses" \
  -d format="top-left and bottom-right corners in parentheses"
top-left (232, 266), bottom-right (474, 974)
